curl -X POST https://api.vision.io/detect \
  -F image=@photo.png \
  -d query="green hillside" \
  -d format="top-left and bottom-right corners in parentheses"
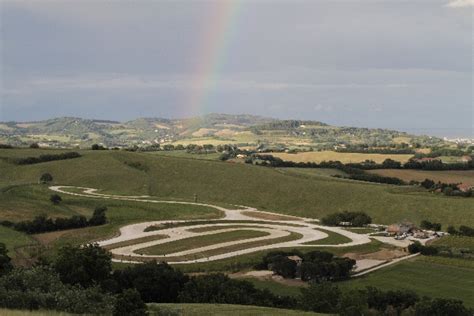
top-left (0, 149), bottom-right (472, 229)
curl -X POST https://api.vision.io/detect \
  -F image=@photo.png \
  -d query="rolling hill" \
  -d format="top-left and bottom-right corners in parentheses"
top-left (0, 114), bottom-right (444, 149)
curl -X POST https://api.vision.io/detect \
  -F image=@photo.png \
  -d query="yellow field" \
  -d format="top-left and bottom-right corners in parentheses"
top-left (368, 169), bottom-right (474, 186)
top-left (271, 151), bottom-right (413, 164)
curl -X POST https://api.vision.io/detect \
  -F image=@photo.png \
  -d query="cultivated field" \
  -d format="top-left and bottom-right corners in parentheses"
top-left (367, 169), bottom-right (474, 186)
top-left (271, 151), bottom-right (414, 164)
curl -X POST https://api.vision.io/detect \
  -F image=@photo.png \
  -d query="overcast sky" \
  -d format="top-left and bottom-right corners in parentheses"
top-left (1, 0), bottom-right (472, 137)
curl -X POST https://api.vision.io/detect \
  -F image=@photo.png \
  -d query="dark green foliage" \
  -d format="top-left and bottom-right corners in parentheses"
top-left (365, 286), bottom-right (419, 314)
top-left (0, 243), bottom-right (12, 276)
top-left (415, 297), bottom-right (472, 316)
top-left (4, 208), bottom-right (107, 234)
top-left (178, 273), bottom-right (294, 308)
top-left (92, 144), bottom-right (106, 150)
top-left (124, 161), bottom-right (149, 172)
top-left (113, 288), bottom-right (148, 316)
top-left (408, 241), bottom-right (439, 256)
top-left (446, 225), bottom-right (474, 237)
top-left (49, 194), bottom-right (62, 204)
top-left (13, 151), bottom-right (81, 165)
top-left (39, 173), bottom-right (53, 183)
top-left (54, 244), bottom-right (112, 287)
top-left (112, 261), bottom-right (188, 303)
top-left (269, 256), bottom-right (297, 279)
top-left (321, 211), bottom-right (372, 227)
top-left (29, 143), bottom-right (40, 149)
top-left (299, 282), bottom-right (341, 313)
top-left (0, 266), bottom-right (115, 314)
top-left (89, 206), bottom-right (108, 226)
top-left (420, 220), bottom-right (441, 231)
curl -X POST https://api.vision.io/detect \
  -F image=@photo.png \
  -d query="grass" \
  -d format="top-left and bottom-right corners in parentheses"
top-left (271, 151), bottom-right (414, 164)
top-left (303, 228), bottom-right (352, 245)
top-left (431, 235), bottom-right (474, 251)
top-left (338, 256), bottom-right (474, 308)
top-left (367, 169), bottom-right (474, 186)
top-left (244, 278), bottom-right (304, 297)
top-left (104, 234), bottom-right (168, 250)
top-left (148, 304), bottom-right (324, 315)
top-left (1, 149), bottom-right (471, 229)
top-left (0, 226), bottom-right (36, 257)
top-left (0, 310), bottom-right (70, 316)
top-left (343, 228), bottom-right (378, 234)
top-left (137, 230), bottom-right (269, 255)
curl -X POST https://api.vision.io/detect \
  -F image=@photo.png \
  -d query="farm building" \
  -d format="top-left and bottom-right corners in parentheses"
top-left (458, 183), bottom-right (473, 192)
top-left (461, 155), bottom-right (472, 163)
top-left (386, 221), bottom-right (416, 236)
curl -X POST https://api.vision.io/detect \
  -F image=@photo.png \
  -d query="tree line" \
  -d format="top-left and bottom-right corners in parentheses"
top-left (321, 211), bottom-right (372, 227)
top-left (11, 152), bottom-right (81, 165)
top-left (257, 250), bottom-right (356, 282)
top-left (0, 243), bottom-right (471, 315)
top-left (0, 206), bottom-right (107, 234)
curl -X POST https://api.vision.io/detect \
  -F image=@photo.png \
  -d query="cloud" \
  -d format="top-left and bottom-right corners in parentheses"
top-left (446, 0), bottom-right (474, 7)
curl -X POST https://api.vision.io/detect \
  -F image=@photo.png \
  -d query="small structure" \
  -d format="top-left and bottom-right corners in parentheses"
top-left (461, 155), bottom-right (473, 163)
top-left (287, 255), bottom-right (303, 266)
top-left (458, 183), bottom-right (473, 192)
top-left (236, 154), bottom-right (246, 159)
top-left (386, 221), bottom-right (416, 236)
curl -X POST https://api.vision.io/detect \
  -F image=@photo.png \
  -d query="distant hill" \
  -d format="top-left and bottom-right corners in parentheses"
top-left (0, 113), bottom-right (444, 149)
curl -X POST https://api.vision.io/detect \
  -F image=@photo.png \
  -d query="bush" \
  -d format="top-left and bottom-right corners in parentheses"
top-left (29, 143), bottom-right (40, 148)
top-left (112, 261), bottom-right (188, 303)
top-left (321, 211), bottom-right (372, 227)
top-left (50, 194), bottom-right (62, 204)
top-left (113, 288), bottom-right (148, 316)
top-left (0, 243), bottom-right (12, 276)
top-left (89, 206), bottom-right (107, 226)
top-left (39, 173), bottom-right (53, 183)
top-left (54, 244), bottom-right (112, 287)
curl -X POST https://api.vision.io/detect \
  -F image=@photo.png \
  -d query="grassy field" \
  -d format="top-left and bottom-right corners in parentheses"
top-left (138, 230), bottom-right (269, 255)
top-left (1, 149), bottom-right (472, 229)
top-left (367, 169), bottom-right (474, 186)
top-left (0, 226), bottom-right (36, 257)
top-left (246, 255), bottom-right (474, 308)
top-left (303, 228), bottom-right (352, 245)
top-left (338, 256), bottom-right (474, 307)
top-left (0, 310), bottom-right (70, 316)
top-left (431, 235), bottom-right (474, 251)
top-left (271, 151), bottom-right (414, 164)
top-left (148, 304), bottom-right (324, 315)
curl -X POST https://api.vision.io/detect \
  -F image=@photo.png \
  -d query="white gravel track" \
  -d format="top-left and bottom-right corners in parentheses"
top-left (50, 186), bottom-right (376, 264)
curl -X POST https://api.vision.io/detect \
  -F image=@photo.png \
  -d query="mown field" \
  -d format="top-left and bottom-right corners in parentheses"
top-left (431, 235), bottom-right (474, 251)
top-left (148, 304), bottom-right (325, 315)
top-left (367, 169), bottom-right (474, 186)
top-left (270, 151), bottom-right (414, 164)
top-left (246, 256), bottom-right (474, 308)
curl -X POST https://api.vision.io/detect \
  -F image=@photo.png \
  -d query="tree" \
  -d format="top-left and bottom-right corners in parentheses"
top-left (54, 244), bottom-right (112, 287)
top-left (113, 261), bottom-right (188, 303)
top-left (113, 288), bottom-right (148, 316)
top-left (269, 256), bottom-right (297, 278)
top-left (89, 206), bottom-right (107, 226)
top-left (29, 143), bottom-right (40, 148)
top-left (0, 243), bottom-right (12, 276)
top-left (39, 173), bottom-right (53, 184)
top-left (415, 298), bottom-right (471, 316)
top-left (50, 194), bottom-right (62, 204)
top-left (421, 179), bottom-right (435, 189)
top-left (299, 282), bottom-right (341, 313)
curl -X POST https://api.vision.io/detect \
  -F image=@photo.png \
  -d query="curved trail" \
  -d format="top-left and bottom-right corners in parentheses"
top-left (50, 186), bottom-right (372, 264)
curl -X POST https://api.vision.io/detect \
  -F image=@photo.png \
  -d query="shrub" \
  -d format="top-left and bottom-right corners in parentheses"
top-left (113, 288), bottom-right (147, 316)
top-left (0, 243), bottom-right (12, 276)
top-left (39, 173), bottom-right (53, 183)
top-left (50, 194), bottom-right (62, 204)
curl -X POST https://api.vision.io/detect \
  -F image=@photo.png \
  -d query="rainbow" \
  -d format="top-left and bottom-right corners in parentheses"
top-left (184, 1), bottom-right (242, 116)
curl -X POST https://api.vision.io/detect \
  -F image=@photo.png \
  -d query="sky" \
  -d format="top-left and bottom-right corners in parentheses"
top-left (0, 0), bottom-right (472, 137)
